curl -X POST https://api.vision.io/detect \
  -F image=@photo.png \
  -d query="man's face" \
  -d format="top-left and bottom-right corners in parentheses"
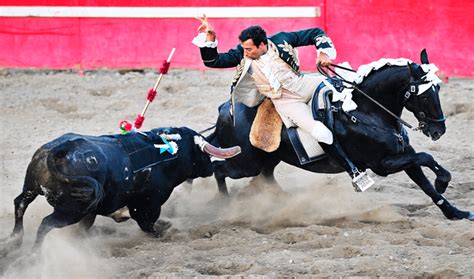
top-left (241, 39), bottom-right (267, 60)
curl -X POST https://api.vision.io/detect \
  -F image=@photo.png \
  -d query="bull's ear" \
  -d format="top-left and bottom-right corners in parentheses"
top-left (420, 49), bottom-right (429, 64)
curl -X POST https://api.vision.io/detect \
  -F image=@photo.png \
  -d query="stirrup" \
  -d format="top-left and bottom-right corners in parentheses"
top-left (352, 171), bottom-right (374, 192)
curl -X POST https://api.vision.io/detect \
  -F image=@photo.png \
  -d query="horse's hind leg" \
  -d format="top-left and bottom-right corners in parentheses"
top-left (260, 158), bottom-right (280, 184)
top-left (405, 166), bottom-right (472, 220)
top-left (252, 158), bottom-right (287, 195)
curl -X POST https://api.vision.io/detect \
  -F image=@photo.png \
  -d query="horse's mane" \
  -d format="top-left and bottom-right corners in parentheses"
top-left (353, 58), bottom-right (413, 83)
top-left (361, 65), bottom-right (409, 89)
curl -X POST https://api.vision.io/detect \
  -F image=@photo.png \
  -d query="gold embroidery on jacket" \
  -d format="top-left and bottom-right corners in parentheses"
top-left (315, 35), bottom-right (334, 48)
top-left (231, 59), bottom-right (246, 86)
top-left (277, 40), bottom-right (299, 67)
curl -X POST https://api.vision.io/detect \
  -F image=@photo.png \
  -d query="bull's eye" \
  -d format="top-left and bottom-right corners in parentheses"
top-left (419, 112), bottom-right (426, 118)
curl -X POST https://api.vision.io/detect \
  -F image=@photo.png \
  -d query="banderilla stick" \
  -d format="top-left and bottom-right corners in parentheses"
top-left (120, 48), bottom-right (176, 133)
top-left (139, 48), bottom-right (176, 121)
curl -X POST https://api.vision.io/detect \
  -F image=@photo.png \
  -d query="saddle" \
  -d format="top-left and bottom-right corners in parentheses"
top-left (311, 77), bottom-right (346, 134)
top-left (250, 77), bottom-right (346, 164)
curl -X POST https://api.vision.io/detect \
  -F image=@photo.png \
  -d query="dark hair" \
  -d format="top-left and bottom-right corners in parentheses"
top-left (239, 26), bottom-right (268, 46)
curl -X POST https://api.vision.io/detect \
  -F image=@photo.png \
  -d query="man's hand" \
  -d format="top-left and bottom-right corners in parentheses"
top-left (196, 14), bottom-right (216, 42)
top-left (316, 52), bottom-right (332, 67)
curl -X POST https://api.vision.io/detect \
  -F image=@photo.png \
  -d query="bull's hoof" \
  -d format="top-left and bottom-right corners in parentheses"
top-left (1, 234), bottom-right (23, 256)
top-left (108, 207), bottom-right (131, 223)
top-left (154, 220), bottom-right (172, 237)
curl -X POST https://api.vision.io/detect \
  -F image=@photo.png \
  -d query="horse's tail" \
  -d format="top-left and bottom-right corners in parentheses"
top-left (46, 140), bottom-right (104, 212)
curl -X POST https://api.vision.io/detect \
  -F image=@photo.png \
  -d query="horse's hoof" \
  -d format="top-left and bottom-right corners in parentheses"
top-left (467, 212), bottom-right (474, 221)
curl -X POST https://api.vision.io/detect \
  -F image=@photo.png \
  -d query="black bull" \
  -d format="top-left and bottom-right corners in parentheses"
top-left (208, 51), bottom-right (473, 221)
top-left (2, 127), bottom-right (240, 251)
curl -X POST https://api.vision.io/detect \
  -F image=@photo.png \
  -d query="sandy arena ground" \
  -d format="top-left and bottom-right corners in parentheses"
top-left (0, 68), bottom-right (472, 277)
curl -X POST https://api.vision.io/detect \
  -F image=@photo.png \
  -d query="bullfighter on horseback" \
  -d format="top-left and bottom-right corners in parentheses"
top-left (193, 16), bottom-right (370, 188)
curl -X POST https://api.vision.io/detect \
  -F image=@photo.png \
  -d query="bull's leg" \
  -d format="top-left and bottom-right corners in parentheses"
top-left (78, 213), bottom-right (97, 231)
top-left (380, 148), bottom-right (451, 193)
top-left (12, 190), bottom-right (40, 237)
top-left (128, 201), bottom-right (170, 237)
top-left (34, 210), bottom-right (85, 249)
top-left (405, 166), bottom-right (473, 220)
top-left (1, 189), bottom-right (39, 254)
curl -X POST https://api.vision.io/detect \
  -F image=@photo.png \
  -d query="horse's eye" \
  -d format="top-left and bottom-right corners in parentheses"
top-left (419, 112), bottom-right (426, 118)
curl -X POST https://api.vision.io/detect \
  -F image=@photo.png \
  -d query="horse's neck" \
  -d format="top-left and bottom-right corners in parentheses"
top-left (356, 66), bottom-right (409, 117)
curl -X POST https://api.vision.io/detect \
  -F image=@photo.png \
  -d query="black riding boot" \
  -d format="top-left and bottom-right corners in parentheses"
top-left (319, 140), bottom-right (374, 191)
top-left (319, 141), bottom-right (359, 176)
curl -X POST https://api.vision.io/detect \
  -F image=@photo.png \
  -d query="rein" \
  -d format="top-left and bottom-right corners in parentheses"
top-left (317, 63), bottom-right (414, 129)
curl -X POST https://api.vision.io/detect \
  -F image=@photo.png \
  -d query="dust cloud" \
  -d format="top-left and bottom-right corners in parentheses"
top-left (0, 70), bottom-right (473, 277)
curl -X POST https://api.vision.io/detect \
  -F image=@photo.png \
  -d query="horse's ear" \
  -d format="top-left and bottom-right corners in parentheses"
top-left (420, 49), bottom-right (429, 64)
top-left (407, 62), bottom-right (415, 77)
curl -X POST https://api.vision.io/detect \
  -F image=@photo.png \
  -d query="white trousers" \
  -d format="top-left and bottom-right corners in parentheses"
top-left (272, 74), bottom-right (333, 144)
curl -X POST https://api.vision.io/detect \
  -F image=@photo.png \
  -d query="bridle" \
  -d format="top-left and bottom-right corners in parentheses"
top-left (317, 63), bottom-right (445, 131)
top-left (402, 73), bottom-right (447, 130)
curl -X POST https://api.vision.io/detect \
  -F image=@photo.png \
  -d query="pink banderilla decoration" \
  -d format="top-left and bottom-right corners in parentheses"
top-left (120, 48), bottom-right (176, 134)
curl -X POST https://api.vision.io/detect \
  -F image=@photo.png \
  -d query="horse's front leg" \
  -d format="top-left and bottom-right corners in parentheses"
top-left (380, 146), bottom-right (451, 193)
top-left (404, 166), bottom-right (473, 220)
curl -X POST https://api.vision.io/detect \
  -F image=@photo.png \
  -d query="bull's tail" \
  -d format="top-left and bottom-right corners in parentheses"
top-left (46, 141), bottom-right (104, 212)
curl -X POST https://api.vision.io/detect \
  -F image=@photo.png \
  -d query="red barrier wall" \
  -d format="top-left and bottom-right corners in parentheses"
top-left (326, 0), bottom-right (474, 77)
top-left (0, 1), bottom-right (473, 76)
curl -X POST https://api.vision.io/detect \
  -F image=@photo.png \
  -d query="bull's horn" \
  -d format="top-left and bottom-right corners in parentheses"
top-left (194, 136), bottom-right (241, 159)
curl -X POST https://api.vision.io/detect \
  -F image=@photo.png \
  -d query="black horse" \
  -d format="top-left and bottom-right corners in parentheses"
top-left (207, 50), bottom-right (473, 221)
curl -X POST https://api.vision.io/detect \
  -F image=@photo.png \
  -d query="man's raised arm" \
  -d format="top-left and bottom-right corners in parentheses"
top-left (192, 15), bottom-right (243, 68)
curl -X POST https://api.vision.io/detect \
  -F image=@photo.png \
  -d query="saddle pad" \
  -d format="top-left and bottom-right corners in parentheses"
top-left (287, 127), bottom-right (327, 165)
top-left (250, 98), bottom-right (282, 152)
